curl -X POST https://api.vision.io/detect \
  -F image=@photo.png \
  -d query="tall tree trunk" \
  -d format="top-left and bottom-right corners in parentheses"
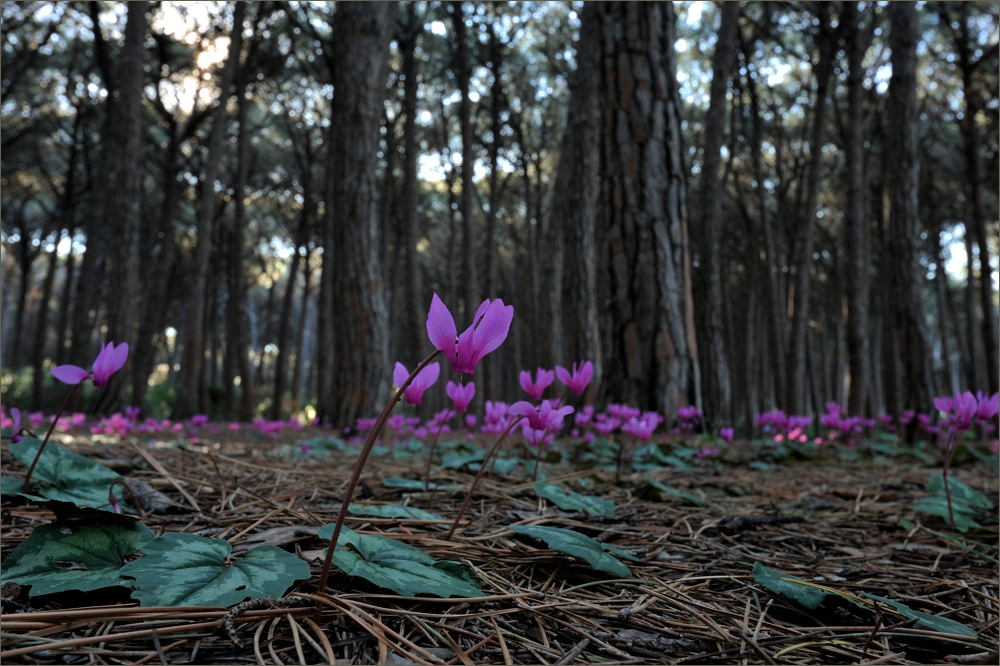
top-left (171, 1), bottom-right (245, 419)
top-left (452, 1), bottom-right (478, 320)
top-left (884, 1), bottom-right (935, 415)
top-left (290, 250), bottom-right (312, 407)
top-left (94, 1), bottom-right (147, 414)
top-left (400, 3), bottom-right (425, 365)
top-left (54, 233), bottom-right (76, 366)
top-left (551, 1), bottom-right (602, 396)
top-left (317, 1), bottom-right (393, 427)
top-left (843, 0), bottom-right (873, 416)
top-left (786, 4), bottom-right (835, 415)
top-left (596, 2), bottom-right (696, 416)
top-left (32, 229), bottom-right (63, 408)
top-left (696, 0), bottom-right (739, 425)
top-left (272, 224), bottom-right (306, 420)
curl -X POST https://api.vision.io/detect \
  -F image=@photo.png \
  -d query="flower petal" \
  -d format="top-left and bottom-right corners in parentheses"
top-left (51, 365), bottom-right (92, 386)
top-left (470, 299), bottom-right (513, 359)
top-left (393, 362), bottom-right (409, 389)
top-left (426, 294), bottom-right (458, 356)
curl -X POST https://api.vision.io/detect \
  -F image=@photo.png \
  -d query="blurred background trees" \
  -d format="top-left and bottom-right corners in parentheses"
top-left (2, 1), bottom-right (997, 431)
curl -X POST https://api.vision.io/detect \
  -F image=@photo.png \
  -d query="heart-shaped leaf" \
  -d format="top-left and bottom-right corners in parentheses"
top-left (382, 476), bottom-right (460, 491)
top-left (120, 533), bottom-right (310, 607)
top-left (752, 562), bottom-right (828, 609)
top-left (509, 525), bottom-right (636, 577)
top-left (533, 482), bottom-right (615, 515)
top-left (10, 439), bottom-right (133, 513)
top-left (348, 504), bottom-right (444, 521)
top-left (1, 520), bottom-right (154, 596)
top-left (925, 475), bottom-right (993, 510)
top-left (319, 524), bottom-right (481, 597)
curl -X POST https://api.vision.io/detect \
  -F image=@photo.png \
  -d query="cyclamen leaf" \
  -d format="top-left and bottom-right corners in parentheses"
top-left (1, 520), bottom-right (154, 596)
top-left (348, 504), bottom-right (444, 521)
top-left (638, 475), bottom-right (707, 507)
top-left (752, 562), bottom-right (828, 609)
top-left (860, 593), bottom-right (979, 638)
top-left (533, 482), bottom-right (615, 516)
top-left (509, 525), bottom-right (636, 577)
top-left (119, 533), bottom-right (310, 607)
top-left (10, 439), bottom-right (133, 513)
top-left (925, 475), bottom-right (993, 510)
top-left (319, 524), bottom-right (481, 598)
top-left (911, 497), bottom-right (981, 533)
top-left (382, 476), bottom-right (460, 491)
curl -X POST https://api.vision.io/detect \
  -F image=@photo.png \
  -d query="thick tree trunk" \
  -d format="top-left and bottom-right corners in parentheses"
top-left (94, 1), bottom-right (147, 414)
top-left (400, 3), bottom-right (425, 367)
top-left (171, 1), bottom-right (245, 419)
top-left (884, 1), bottom-right (935, 415)
top-left (696, 0), bottom-right (739, 425)
top-left (452, 1), bottom-right (478, 320)
top-left (32, 229), bottom-right (63, 408)
top-left (317, 1), bottom-right (393, 427)
top-left (843, 0), bottom-right (872, 416)
top-left (596, 2), bottom-right (696, 416)
top-left (228, 84), bottom-right (255, 421)
top-left (551, 1), bottom-right (602, 395)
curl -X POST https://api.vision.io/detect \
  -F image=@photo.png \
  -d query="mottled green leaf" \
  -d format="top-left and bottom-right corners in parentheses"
top-left (348, 504), bottom-right (444, 521)
top-left (509, 525), bottom-right (634, 577)
top-left (752, 562), bottom-right (827, 609)
top-left (319, 524), bottom-right (481, 598)
top-left (911, 497), bottom-right (981, 532)
top-left (533, 482), bottom-right (615, 515)
top-left (382, 476), bottom-right (459, 491)
top-left (1, 520), bottom-right (153, 596)
top-left (860, 593), bottom-right (979, 638)
top-left (638, 475), bottom-right (707, 507)
top-left (10, 439), bottom-right (132, 513)
top-left (926, 475), bottom-right (993, 510)
top-left (120, 533), bottom-right (310, 607)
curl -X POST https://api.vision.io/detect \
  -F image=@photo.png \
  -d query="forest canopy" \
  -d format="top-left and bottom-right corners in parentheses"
top-left (1, 0), bottom-right (997, 430)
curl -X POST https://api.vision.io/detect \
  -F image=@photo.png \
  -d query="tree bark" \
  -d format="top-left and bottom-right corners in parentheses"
top-left (596, 2), bottom-right (696, 416)
top-left (317, 1), bottom-right (394, 427)
top-left (452, 1), bottom-right (478, 320)
top-left (171, 1), bottom-right (246, 419)
top-left (400, 3), bottom-right (425, 365)
top-left (883, 1), bottom-right (936, 415)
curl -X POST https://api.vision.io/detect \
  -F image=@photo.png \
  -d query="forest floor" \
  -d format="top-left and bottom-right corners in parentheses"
top-left (2, 434), bottom-right (998, 665)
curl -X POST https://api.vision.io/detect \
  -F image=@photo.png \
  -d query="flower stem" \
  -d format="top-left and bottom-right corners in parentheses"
top-left (424, 410), bottom-right (453, 491)
top-left (445, 415), bottom-right (523, 541)
top-left (315, 349), bottom-right (440, 598)
top-left (942, 426), bottom-right (958, 529)
top-left (21, 384), bottom-right (78, 492)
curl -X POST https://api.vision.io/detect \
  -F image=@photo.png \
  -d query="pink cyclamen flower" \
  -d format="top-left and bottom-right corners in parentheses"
top-left (719, 427), bottom-right (734, 443)
top-left (393, 361), bottom-right (441, 405)
top-left (555, 361), bottom-right (594, 396)
top-left (508, 400), bottom-right (574, 431)
top-left (975, 392), bottom-right (1000, 424)
top-left (446, 380), bottom-right (476, 413)
top-left (51, 341), bottom-right (129, 387)
top-left (426, 293), bottom-right (513, 375)
top-left (10, 408), bottom-right (24, 443)
top-left (519, 367), bottom-right (554, 401)
top-left (934, 391), bottom-right (978, 432)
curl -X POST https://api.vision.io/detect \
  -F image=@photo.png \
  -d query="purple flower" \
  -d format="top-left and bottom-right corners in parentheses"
top-left (393, 361), bottom-right (441, 405)
top-left (51, 341), bottom-right (129, 387)
top-left (508, 400), bottom-right (574, 431)
top-left (621, 412), bottom-right (662, 441)
top-left (10, 408), bottom-right (24, 443)
top-left (975, 392), bottom-right (999, 424)
top-left (446, 380), bottom-right (476, 413)
top-left (426, 293), bottom-right (513, 375)
top-left (555, 361), bottom-right (594, 396)
top-left (519, 367), bottom-right (555, 401)
top-left (935, 391), bottom-right (978, 431)
top-left (191, 414), bottom-right (209, 427)
top-left (465, 414), bottom-right (477, 429)
top-left (719, 427), bottom-right (734, 443)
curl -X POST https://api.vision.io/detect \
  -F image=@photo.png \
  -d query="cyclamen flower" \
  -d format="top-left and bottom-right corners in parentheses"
top-left (10, 408), bottom-right (24, 443)
top-left (934, 391), bottom-right (978, 432)
top-left (426, 293), bottom-right (513, 375)
top-left (622, 413), bottom-right (661, 441)
top-left (719, 427), bottom-right (734, 443)
top-left (446, 381), bottom-right (476, 413)
top-left (555, 361), bottom-right (593, 396)
top-left (393, 361), bottom-right (441, 405)
top-left (508, 400), bottom-right (574, 431)
top-left (975, 392), bottom-right (1000, 425)
top-left (51, 341), bottom-right (129, 387)
top-left (519, 367), bottom-right (554, 401)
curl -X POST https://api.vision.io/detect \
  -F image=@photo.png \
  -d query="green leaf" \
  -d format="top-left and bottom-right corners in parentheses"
top-left (10, 439), bottom-right (132, 513)
top-left (911, 497), bottom-right (981, 532)
top-left (1, 520), bottom-right (154, 596)
top-left (752, 562), bottom-right (828, 609)
top-left (533, 482), bottom-right (615, 515)
top-left (440, 451), bottom-right (486, 471)
top-left (638, 475), bottom-right (707, 507)
top-left (382, 476), bottom-right (460, 491)
top-left (1, 475), bottom-right (25, 495)
top-left (319, 524), bottom-right (481, 598)
top-left (926, 475), bottom-right (993, 510)
top-left (509, 525), bottom-right (634, 577)
top-left (348, 504), bottom-right (444, 521)
top-left (119, 533), bottom-right (310, 607)
top-left (860, 593), bottom-right (979, 638)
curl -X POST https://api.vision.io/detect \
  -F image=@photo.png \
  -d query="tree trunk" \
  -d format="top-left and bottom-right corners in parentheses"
top-left (786, 4), bottom-right (835, 415)
top-left (94, 1), bottom-right (147, 414)
top-left (317, 1), bottom-right (393, 427)
top-left (452, 1), bottom-right (478, 320)
top-left (32, 229), bottom-right (63, 408)
top-left (843, 0), bottom-right (873, 416)
top-left (551, 1), bottom-right (602, 396)
top-left (696, 0), bottom-right (739, 425)
top-left (171, 1), bottom-right (246, 419)
top-left (272, 224), bottom-right (306, 420)
top-left (54, 233), bottom-right (75, 366)
top-left (596, 2), bottom-right (696, 416)
top-left (883, 1), bottom-right (935, 415)
top-left (401, 3), bottom-right (425, 365)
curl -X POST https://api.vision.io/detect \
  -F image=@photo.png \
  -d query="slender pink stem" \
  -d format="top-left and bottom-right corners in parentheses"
top-left (942, 426), bottom-right (958, 528)
top-left (315, 350), bottom-right (441, 598)
top-left (424, 410), bottom-right (453, 491)
top-left (22, 384), bottom-right (79, 491)
top-left (445, 415), bottom-right (524, 541)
